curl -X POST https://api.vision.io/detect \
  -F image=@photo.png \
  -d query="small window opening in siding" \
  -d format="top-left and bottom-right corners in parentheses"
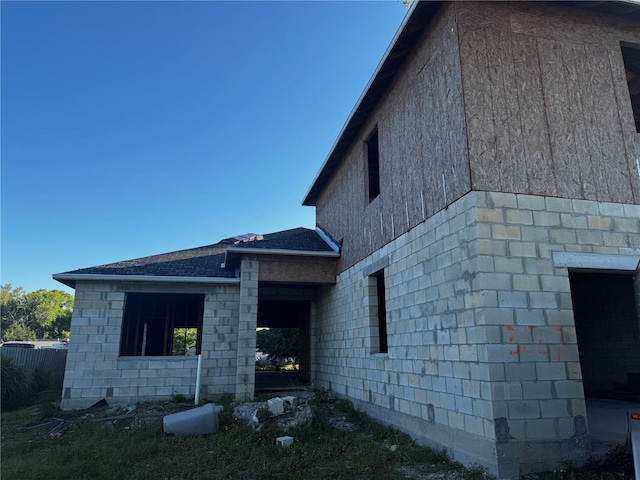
top-left (621, 43), bottom-right (640, 133)
top-left (120, 293), bottom-right (204, 356)
top-left (366, 129), bottom-right (380, 202)
top-left (369, 270), bottom-right (388, 354)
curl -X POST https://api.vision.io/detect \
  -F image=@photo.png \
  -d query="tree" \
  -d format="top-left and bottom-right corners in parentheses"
top-left (2, 322), bottom-right (37, 342)
top-left (1, 284), bottom-right (73, 341)
top-left (256, 328), bottom-right (299, 367)
top-left (172, 327), bottom-right (197, 356)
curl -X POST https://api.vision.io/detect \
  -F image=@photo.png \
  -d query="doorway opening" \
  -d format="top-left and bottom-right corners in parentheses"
top-left (568, 271), bottom-right (640, 452)
top-left (569, 271), bottom-right (640, 400)
top-left (255, 299), bottom-right (311, 393)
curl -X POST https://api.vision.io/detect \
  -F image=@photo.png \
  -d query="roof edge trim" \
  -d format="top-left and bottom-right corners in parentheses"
top-left (52, 273), bottom-right (240, 285)
top-left (315, 226), bottom-right (340, 253)
top-left (301, 1), bottom-right (421, 206)
top-left (224, 247), bottom-right (340, 258)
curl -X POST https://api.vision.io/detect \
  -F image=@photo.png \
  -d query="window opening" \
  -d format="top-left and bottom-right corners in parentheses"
top-left (370, 270), bottom-right (388, 353)
top-left (120, 293), bottom-right (204, 356)
top-left (367, 129), bottom-right (380, 202)
top-left (621, 43), bottom-right (640, 133)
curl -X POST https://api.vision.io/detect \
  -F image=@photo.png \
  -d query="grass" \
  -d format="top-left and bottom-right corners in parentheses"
top-left (0, 391), bottom-right (634, 480)
top-left (1, 391), bottom-right (478, 480)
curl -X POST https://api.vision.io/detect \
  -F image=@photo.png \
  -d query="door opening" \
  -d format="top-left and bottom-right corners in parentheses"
top-left (569, 270), bottom-right (640, 454)
top-left (255, 299), bottom-right (310, 392)
top-left (569, 272), bottom-right (640, 400)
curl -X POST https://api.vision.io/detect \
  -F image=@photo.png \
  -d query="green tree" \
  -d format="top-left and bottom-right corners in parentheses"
top-left (1, 323), bottom-right (37, 342)
top-left (256, 328), bottom-right (299, 367)
top-left (172, 327), bottom-right (197, 356)
top-left (1, 285), bottom-right (73, 341)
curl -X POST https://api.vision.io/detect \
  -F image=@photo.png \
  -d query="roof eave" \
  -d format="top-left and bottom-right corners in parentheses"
top-left (302, 0), bottom-right (442, 207)
top-left (225, 247), bottom-right (340, 258)
top-left (52, 273), bottom-right (240, 289)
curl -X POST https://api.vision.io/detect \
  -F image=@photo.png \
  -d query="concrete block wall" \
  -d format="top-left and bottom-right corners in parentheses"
top-left (311, 190), bottom-right (640, 478)
top-left (61, 281), bottom-right (240, 410)
top-left (235, 258), bottom-right (259, 400)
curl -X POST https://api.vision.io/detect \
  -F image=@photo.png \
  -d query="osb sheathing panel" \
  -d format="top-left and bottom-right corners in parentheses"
top-left (457, 1), bottom-right (640, 204)
top-left (258, 256), bottom-right (337, 285)
top-left (316, 5), bottom-right (470, 271)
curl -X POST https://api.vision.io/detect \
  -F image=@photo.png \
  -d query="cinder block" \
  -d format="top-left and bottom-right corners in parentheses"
top-left (517, 194), bottom-right (545, 211)
top-left (505, 209), bottom-right (533, 225)
top-left (282, 396), bottom-right (297, 409)
top-left (525, 418), bottom-right (555, 439)
top-left (268, 397), bottom-right (284, 415)
top-left (491, 225), bottom-right (521, 240)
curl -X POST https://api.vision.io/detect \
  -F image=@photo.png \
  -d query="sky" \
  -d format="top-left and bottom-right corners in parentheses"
top-left (1, 0), bottom-right (409, 294)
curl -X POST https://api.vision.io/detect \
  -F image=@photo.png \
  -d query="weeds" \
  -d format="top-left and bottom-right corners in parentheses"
top-left (1, 356), bottom-right (59, 412)
top-left (171, 392), bottom-right (188, 403)
top-left (531, 444), bottom-right (635, 480)
top-left (1, 391), bottom-right (634, 480)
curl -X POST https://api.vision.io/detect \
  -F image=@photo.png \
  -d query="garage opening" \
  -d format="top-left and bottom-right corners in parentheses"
top-left (255, 299), bottom-right (311, 392)
top-left (569, 272), bottom-right (640, 399)
top-left (569, 270), bottom-right (640, 454)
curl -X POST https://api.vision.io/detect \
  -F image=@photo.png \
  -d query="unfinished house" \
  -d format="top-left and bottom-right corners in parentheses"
top-left (55, 1), bottom-right (640, 477)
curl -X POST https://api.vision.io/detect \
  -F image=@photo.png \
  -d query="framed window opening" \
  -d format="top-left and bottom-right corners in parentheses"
top-left (366, 128), bottom-right (381, 202)
top-left (621, 42), bottom-right (640, 133)
top-left (120, 293), bottom-right (204, 357)
top-left (369, 269), bottom-right (388, 354)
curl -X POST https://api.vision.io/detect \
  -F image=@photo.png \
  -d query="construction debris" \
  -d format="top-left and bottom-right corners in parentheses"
top-left (267, 397), bottom-right (284, 415)
top-left (276, 435), bottom-right (294, 447)
top-left (233, 395), bottom-right (313, 431)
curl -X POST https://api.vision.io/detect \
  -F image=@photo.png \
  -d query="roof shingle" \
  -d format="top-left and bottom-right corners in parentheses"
top-left (54, 227), bottom-right (336, 285)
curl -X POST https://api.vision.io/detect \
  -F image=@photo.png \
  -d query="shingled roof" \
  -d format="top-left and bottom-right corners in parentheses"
top-left (228, 227), bottom-right (336, 253)
top-left (53, 227), bottom-right (338, 288)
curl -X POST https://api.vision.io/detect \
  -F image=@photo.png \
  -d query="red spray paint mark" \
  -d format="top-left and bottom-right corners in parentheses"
top-left (504, 326), bottom-right (564, 360)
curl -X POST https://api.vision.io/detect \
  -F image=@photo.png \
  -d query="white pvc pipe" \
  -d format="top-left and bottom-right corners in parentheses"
top-left (194, 354), bottom-right (202, 406)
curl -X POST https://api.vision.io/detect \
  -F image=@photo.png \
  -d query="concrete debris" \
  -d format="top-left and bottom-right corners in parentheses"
top-left (250, 410), bottom-right (261, 430)
top-left (267, 397), bottom-right (284, 415)
top-left (233, 402), bottom-right (265, 421)
top-left (276, 435), bottom-right (294, 447)
top-left (277, 404), bottom-right (313, 431)
top-left (282, 396), bottom-right (297, 409)
top-left (326, 414), bottom-right (354, 432)
top-left (95, 405), bottom-right (137, 424)
top-left (233, 396), bottom-right (312, 431)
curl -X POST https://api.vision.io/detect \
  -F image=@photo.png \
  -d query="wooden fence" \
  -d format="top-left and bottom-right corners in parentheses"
top-left (1, 348), bottom-right (68, 386)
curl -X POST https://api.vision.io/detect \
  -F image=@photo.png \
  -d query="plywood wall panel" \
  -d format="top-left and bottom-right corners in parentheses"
top-left (258, 256), bottom-right (337, 285)
top-left (457, 22), bottom-right (497, 192)
top-left (536, 38), bottom-right (582, 199)
top-left (458, 1), bottom-right (639, 203)
top-left (490, 22), bottom-right (529, 194)
top-left (609, 48), bottom-right (640, 204)
top-left (586, 45), bottom-right (633, 204)
top-left (572, 44), bottom-right (611, 202)
top-left (563, 42), bottom-right (598, 201)
top-left (316, 4), bottom-right (469, 272)
top-left (511, 34), bottom-right (557, 197)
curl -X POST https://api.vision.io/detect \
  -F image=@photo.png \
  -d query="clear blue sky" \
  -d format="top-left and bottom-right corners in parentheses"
top-left (1, 1), bottom-right (408, 294)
